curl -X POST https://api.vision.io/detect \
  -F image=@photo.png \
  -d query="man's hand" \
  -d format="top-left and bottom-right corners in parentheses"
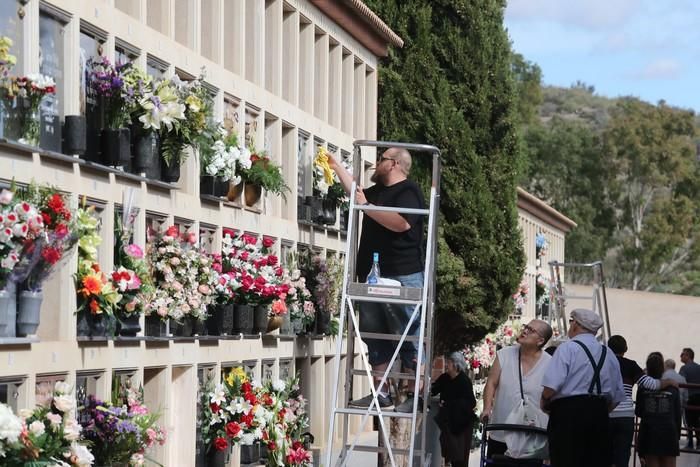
top-left (326, 151), bottom-right (340, 171)
top-left (355, 187), bottom-right (367, 205)
top-left (480, 408), bottom-right (491, 423)
top-left (661, 378), bottom-right (679, 389)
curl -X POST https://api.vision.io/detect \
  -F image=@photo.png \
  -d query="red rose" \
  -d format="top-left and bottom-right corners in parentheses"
top-left (225, 421), bottom-right (241, 438)
top-left (54, 223), bottom-right (69, 239)
top-left (209, 402), bottom-right (220, 413)
top-left (243, 234), bottom-right (257, 245)
top-left (239, 251), bottom-right (249, 261)
top-left (241, 410), bottom-right (254, 427)
top-left (262, 237), bottom-right (275, 248)
top-left (213, 437), bottom-right (228, 451)
top-left (165, 225), bottom-right (179, 237)
top-left (241, 382), bottom-right (252, 393)
top-left (41, 212), bottom-right (52, 225)
top-left (267, 255), bottom-right (278, 266)
top-left (41, 246), bottom-right (61, 264)
top-left (244, 391), bottom-right (257, 405)
top-left (222, 228), bottom-right (236, 237)
top-left (47, 193), bottom-right (65, 212)
top-left (268, 441), bottom-right (276, 451)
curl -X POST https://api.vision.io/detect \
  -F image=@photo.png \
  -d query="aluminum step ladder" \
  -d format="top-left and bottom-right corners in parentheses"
top-left (324, 140), bottom-right (441, 467)
top-left (548, 260), bottom-right (612, 342)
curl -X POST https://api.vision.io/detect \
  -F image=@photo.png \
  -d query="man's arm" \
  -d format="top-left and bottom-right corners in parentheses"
top-left (354, 188), bottom-right (411, 232)
top-left (327, 152), bottom-right (355, 196)
top-left (480, 356), bottom-right (502, 421)
top-left (638, 374), bottom-right (678, 391)
top-left (540, 387), bottom-right (555, 413)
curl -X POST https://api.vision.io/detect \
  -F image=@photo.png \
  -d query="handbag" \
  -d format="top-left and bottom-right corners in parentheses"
top-left (503, 349), bottom-right (549, 459)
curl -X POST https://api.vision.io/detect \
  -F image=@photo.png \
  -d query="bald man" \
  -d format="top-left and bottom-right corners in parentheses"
top-left (329, 147), bottom-right (426, 412)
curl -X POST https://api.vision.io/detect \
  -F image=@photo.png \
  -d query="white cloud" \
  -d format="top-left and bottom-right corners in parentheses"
top-left (626, 59), bottom-right (682, 80)
top-left (506, 0), bottom-right (641, 30)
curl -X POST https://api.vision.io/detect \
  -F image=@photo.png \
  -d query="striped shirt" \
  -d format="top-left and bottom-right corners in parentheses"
top-left (610, 355), bottom-right (661, 419)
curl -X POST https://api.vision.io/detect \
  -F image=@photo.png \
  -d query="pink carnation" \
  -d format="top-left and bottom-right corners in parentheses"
top-left (124, 244), bottom-right (144, 259)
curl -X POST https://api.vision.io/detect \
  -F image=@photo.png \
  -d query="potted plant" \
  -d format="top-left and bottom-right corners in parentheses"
top-left (88, 56), bottom-right (135, 168)
top-left (240, 150), bottom-right (289, 207)
top-left (156, 75), bottom-right (212, 183)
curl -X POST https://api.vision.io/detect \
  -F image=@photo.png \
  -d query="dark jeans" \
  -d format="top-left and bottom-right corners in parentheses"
top-left (548, 395), bottom-right (611, 467)
top-left (609, 417), bottom-right (634, 467)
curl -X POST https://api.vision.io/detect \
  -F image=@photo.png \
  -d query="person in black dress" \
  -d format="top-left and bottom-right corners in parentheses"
top-left (432, 351), bottom-right (477, 467)
top-left (636, 352), bottom-right (681, 467)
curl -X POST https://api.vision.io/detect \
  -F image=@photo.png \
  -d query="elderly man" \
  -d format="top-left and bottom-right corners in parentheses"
top-left (540, 309), bottom-right (625, 467)
top-left (480, 319), bottom-right (553, 458)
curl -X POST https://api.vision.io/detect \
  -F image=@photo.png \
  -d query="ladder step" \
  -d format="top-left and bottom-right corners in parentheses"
top-left (347, 282), bottom-right (423, 302)
top-left (334, 407), bottom-right (415, 419)
top-left (344, 445), bottom-right (424, 456)
top-left (350, 369), bottom-right (420, 380)
top-left (356, 332), bottom-right (430, 343)
top-left (354, 204), bottom-right (431, 216)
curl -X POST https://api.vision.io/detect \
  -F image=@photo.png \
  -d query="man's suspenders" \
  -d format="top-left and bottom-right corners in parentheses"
top-left (573, 340), bottom-right (607, 395)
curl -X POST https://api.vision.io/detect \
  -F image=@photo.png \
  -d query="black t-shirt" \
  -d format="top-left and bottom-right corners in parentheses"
top-left (617, 356), bottom-right (644, 385)
top-left (431, 372), bottom-right (477, 434)
top-left (356, 179), bottom-right (425, 279)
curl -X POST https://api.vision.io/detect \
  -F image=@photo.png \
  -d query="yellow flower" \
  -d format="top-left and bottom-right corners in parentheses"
top-left (226, 367), bottom-right (248, 386)
top-left (314, 147), bottom-right (335, 186)
top-left (185, 95), bottom-right (202, 113)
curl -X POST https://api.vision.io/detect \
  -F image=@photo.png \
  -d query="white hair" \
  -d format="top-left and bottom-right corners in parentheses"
top-left (446, 351), bottom-right (467, 373)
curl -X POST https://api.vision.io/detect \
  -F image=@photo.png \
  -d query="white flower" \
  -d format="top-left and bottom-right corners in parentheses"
top-left (240, 432), bottom-right (256, 445)
top-left (63, 418), bottom-right (82, 441)
top-left (209, 384), bottom-right (226, 406)
top-left (69, 441), bottom-right (94, 467)
top-left (0, 404), bottom-right (22, 444)
top-left (272, 380), bottom-right (286, 393)
top-left (53, 394), bottom-right (76, 413)
top-left (0, 190), bottom-right (13, 205)
top-left (29, 420), bottom-right (45, 436)
top-left (46, 412), bottom-right (63, 429)
top-left (54, 381), bottom-right (72, 395)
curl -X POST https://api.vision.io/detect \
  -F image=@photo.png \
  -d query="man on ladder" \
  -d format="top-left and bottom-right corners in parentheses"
top-left (327, 146), bottom-right (426, 412)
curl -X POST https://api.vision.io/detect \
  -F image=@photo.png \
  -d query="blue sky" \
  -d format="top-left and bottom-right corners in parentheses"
top-left (504, 0), bottom-right (700, 112)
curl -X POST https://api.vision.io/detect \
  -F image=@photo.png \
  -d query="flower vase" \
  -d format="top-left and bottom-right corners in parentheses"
top-left (292, 317), bottom-right (305, 336)
top-left (5, 97), bottom-right (41, 147)
top-left (101, 127), bottom-right (131, 168)
top-left (133, 131), bottom-right (161, 179)
top-left (117, 313), bottom-right (141, 337)
top-left (227, 181), bottom-right (244, 202)
top-left (63, 115), bottom-right (87, 157)
top-left (233, 304), bottom-right (253, 334)
top-left (206, 447), bottom-right (226, 467)
top-left (266, 315), bottom-right (284, 333)
top-left (76, 312), bottom-right (115, 338)
top-left (161, 160), bottom-right (181, 183)
top-left (206, 304), bottom-right (234, 336)
top-left (0, 282), bottom-right (16, 338)
top-left (240, 443), bottom-right (260, 464)
top-left (315, 311), bottom-right (331, 336)
top-left (279, 312), bottom-right (292, 336)
top-left (253, 305), bottom-right (269, 334)
top-left (200, 175), bottom-right (216, 196)
top-left (322, 199), bottom-right (337, 225)
top-left (145, 315), bottom-right (168, 337)
top-left (244, 183), bottom-right (262, 207)
top-left (305, 196), bottom-right (324, 224)
top-left (171, 316), bottom-right (194, 337)
top-left (17, 289), bottom-right (43, 337)
top-left (340, 208), bottom-right (349, 231)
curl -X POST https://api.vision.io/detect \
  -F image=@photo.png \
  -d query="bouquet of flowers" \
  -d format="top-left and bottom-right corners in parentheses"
top-left (158, 74), bottom-right (213, 168)
top-left (0, 188), bottom-right (44, 290)
top-left (512, 279), bottom-right (529, 315)
top-left (201, 129), bottom-right (249, 184)
top-left (14, 186), bottom-right (77, 292)
top-left (135, 77), bottom-right (185, 133)
top-left (2, 73), bottom-right (56, 145)
top-left (0, 36), bottom-right (16, 79)
top-left (283, 253), bottom-right (315, 328)
top-left (87, 56), bottom-right (136, 129)
top-left (5, 382), bottom-right (94, 466)
top-left (147, 225), bottom-right (215, 322)
top-left (81, 391), bottom-right (165, 466)
top-left (220, 230), bottom-right (287, 310)
top-left (298, 251), bottom-right (342, 316)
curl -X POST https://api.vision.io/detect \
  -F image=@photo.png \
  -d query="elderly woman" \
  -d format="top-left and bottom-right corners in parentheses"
top-left (432, 351), bottom-right (477, 467)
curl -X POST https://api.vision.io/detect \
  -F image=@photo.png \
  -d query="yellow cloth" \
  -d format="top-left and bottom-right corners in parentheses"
top-left (314, 147), bottom-right (335, 185)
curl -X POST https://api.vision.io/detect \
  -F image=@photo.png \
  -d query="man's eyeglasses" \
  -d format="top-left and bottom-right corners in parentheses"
top-left (377, 156), bottom-right (397, 165)
top-left (523, 324), bottom-right (542, 338)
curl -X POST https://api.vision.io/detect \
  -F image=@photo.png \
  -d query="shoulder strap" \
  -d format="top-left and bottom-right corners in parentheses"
top-left (572, 340), bottom-right (607, 394)
top-left (518, 348), bottom-right (524, 401)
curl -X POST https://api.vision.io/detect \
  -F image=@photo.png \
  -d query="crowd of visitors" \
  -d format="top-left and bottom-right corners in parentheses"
top-left (434, 308), bottom-right (698, 467)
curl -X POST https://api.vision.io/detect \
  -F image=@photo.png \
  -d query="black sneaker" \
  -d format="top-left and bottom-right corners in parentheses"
top-left (348, 393), bottom-right (394, 410)
top-left (395, 395), bottom-right (425, 413)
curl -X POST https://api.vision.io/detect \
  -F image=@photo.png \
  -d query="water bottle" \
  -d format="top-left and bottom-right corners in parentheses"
top-left (366, 252), bottom-right (381, 284)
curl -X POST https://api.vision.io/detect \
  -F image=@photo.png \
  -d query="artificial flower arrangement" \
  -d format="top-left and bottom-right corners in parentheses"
top-left (0, 71), bottom-right (56, 146)
top-left (112, 207), bottom-right (155, 319)
top-left (200, 126), bottom-right (252, 185)
top-left (14, 185), bottom-right (77, 293)
top-left (313, 147), bottom-right (350, 208)
top-left (135, 75), bottom-right (185, 134)
top-left (147, 225), bottom-right (215, 323)
top-left (0, 382), bottom-right (94, 466)
top-left (0, 36), bottom-right (16, 78)
top-left (201, 368), bottom-right (312, 467)
top-left (512, 279), bottom-right (529, 315)
top-left (158, 74), bottom-right (213, 169)
top-left (87, 56), bottom-right (141, 130)
top-left (297, 250), bottom-right (343, 334)
top-left (74, 204), bottom-right (120, 319)
top-left (0, 187), bottom-right (44, 291)
top-left (282, 253), bottom-right (316, 330)
top-left (534, 232), bottom-right (550, 308)
top-left (463, 320), bottom-right (522, 375)
top-left (220, 229), bottom-right (288, 315)
top-left (81, 380), bottom-right (166, 466)
top-left (240, 148), bottom-right (290, 199)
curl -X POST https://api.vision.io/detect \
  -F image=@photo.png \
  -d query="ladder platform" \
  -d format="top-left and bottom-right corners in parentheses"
top-left (347, 282), bottom-right (423, 302)
top-left (335, 407), bottom-right (415, 419)
top-left (354, 204), bottom-right (431, 216)
top-left (350, 369), bottom-right (419, 380)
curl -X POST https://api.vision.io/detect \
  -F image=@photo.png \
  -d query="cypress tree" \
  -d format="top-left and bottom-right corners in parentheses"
top-left (365, 0), bottom-right (525, 352)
